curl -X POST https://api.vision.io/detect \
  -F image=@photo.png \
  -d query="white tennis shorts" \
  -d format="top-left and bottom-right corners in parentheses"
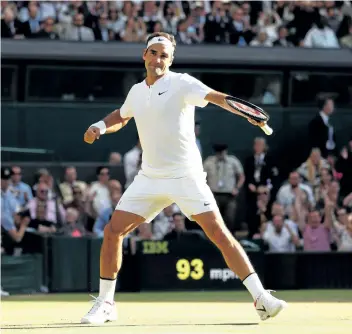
top-left (115, 173), bottom-right (218, 222)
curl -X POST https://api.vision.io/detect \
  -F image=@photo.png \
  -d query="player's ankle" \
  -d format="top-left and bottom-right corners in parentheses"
top-left (242, 272), bottom-right (265, 301)
top-left (99, 278), bottom-right (117, 302)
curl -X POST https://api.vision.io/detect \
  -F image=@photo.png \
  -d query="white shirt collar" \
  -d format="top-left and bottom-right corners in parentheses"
top-left (319, 111), bottom-right (329, 125)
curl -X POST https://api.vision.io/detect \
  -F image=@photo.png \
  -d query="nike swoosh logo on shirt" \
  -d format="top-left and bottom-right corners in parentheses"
top-left (158, 91), bottom-right (168, 95)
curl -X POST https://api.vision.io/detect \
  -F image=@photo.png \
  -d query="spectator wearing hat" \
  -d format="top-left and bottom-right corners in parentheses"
top-left (203, 144), bottom-right (245, 233)
top-left (1, 167), bottom-right (28, 247)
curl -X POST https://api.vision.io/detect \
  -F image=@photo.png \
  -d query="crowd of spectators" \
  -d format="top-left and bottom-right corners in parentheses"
top-left (1, 1), bottom-right (352, 48)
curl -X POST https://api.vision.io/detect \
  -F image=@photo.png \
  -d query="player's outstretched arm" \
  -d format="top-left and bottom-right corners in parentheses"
top-left (204, 90), bottom-right (265, 127)
top-left (84, 109), bottom-right (131, 144)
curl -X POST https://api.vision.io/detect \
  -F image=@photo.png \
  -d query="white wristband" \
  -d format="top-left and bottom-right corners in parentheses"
top-left (90, 120), bottom-right (106, 135)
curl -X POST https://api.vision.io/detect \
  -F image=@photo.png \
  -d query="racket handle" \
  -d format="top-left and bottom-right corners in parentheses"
top-left (261, 124), bottom-right (273, 136)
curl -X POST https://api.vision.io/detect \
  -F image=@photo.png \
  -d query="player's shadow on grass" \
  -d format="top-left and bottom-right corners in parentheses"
top-left (2, 322), bottom-right (258, 330)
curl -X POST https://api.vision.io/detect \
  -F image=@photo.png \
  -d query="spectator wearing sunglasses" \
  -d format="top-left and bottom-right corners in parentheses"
top-left (9, 166), bottom-right (33, 208)
top-left (27, 181), bottom-right (66, 225)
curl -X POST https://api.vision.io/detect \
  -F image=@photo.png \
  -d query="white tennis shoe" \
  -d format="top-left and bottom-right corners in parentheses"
top-left (81, 295), bottom-right (117, 324)
top-left (254, 290), bottom-right (287, 321)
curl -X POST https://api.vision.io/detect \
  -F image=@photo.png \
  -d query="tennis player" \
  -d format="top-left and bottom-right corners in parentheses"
top-left (81, 32), bottom-right (286, 324)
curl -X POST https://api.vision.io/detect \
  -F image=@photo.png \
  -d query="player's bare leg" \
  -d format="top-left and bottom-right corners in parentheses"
top-left (192, 210), bottom-right (287, 320)
top-left (81, 210), bottom-right (145, 324)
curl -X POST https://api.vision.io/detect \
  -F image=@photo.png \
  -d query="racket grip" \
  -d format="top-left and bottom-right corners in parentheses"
top-left (260, 124), bottom-right (273, 136)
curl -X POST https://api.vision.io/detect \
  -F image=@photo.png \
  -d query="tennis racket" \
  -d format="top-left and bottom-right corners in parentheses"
top-left (225, 96), bottom-right (273, 136)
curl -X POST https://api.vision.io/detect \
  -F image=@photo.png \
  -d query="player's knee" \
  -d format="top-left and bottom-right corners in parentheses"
top-left (211, 225), bottom-right (232, 247)
top-left (104, 222), bottom-right (124, 238)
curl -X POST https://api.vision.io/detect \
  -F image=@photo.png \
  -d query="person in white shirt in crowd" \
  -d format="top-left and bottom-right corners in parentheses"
top-left (88, 166), bottom-right (111, 216)
top-left (250, 30), bottom-right (273, 47)
top-left (257, 11), bottom-right (282, 43)
top-left (61, 13), bottom-right (95, 41)
top-left (83, 31), bottom-right (286, 325)
top-left (153, 204), bottom-right (179, 240)
top-left (123, 136), bottom-right (142, 189)
top-left (303, 15), bottom-right (339, 48)
top-left (333, 213), bottom-right (352, 251)
top-left (262, 214), bottom-right (300, 252)
top-left (276, 171), bottom-right (315, 217)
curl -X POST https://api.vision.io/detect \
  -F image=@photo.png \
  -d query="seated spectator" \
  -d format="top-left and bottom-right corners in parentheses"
top-left (61, 13), bottom-right (94, 41)
top-left (93, 190), bottom-right (122, 238)
top-left (27, 181), bottom-right (66, 225)
top-left (1, 5), bottom-right (23, 39)
top-left (160, 1), bottom-right (182, 36)
top-left (1, 168), bottom-right (26, 253)
top-left (88, 166), bottom-right (111, 216)
top-left (261, 214), bottom-right (300, 252)
top-left (314, 167), bottom-right (333, 203)
top-left (32, 168), bottom-right (56, 200)
top-left (276, 171), bottom-right (315, 217)
top-left (228, 6), bottom-right (254, 46)
top-left (108, 179), bottom-right (123, 194)
top-left (249, 185), bottom-right (271, 239)
top-left (65, 184), bottom-right (95, 232)
top-left (257, 11), bottom-right (282, 43)
top-left (28, 203), bottom-right (56, 234)
top-left (153, 205), bottom-right (175, 240)
top-left (21, 1), bottom-right (42, 38)
top-left (333, 213), bottom-right (352, 251)
top-left (9, 166), bottom-right (33, 209)
top-left (164, 213), bottom-right (205, 241)
top-left (273, 26), bottom-right (294, 47)
top-left (93, 13), bottom-right (114, 42)
top-left (297, 148), bottom-right (330, 189)
top-left (124, 137), bottom-right (142, 189)
top-left (59, 166), bottom-right (87, 206)
top-left (250, 30), bottom-right (273, 46)
top-left (135, 222), bottom-right (156, 241)
top-left (107, 7), bottom-right (125, 37)
top-left (119, 17), bottom-right (146, 42)
top-left (303, 15), bottom-right (339, 48)
top-left (108, 152), bottom-right (122, 166)
top-left (32, 16), bottom-right (59, 39)
top-left (59, 208), bottom-right (86, 237)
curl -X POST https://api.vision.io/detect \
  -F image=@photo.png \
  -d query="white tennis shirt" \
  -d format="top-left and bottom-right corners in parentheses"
top-left (120, 71), bottom-right (212, 178)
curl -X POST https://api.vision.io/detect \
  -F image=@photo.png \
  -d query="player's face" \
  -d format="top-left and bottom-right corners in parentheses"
top-left (143, 43), bottom-right (173, 77)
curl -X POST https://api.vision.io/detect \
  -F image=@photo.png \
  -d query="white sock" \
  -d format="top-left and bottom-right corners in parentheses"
top-left (242, 273), bottom-right (265, 301)
top-left (99, 278), bottom-right (117, 302)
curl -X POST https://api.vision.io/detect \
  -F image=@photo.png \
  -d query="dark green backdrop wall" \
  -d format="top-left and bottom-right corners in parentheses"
top-left (2, 103), bottom-right (351, 175)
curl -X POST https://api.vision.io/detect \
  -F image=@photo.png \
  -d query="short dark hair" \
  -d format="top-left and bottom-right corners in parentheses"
top-left (172, 212), bottom-right (183, 219)
top-left (96, 166), bottom-right (109, 175)
top-left (146, 32), bottom-right (176, 50)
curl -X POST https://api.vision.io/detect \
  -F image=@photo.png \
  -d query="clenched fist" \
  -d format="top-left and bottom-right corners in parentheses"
top-left (84, 126), bottom-right (101, 144)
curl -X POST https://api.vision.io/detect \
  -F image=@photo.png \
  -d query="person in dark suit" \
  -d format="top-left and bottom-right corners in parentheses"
top-left (308, 98), bottom-right (336, 158)
top-left (244, 137), bottom-right (279, 237)
top-left (1, 6), bottom-right (23, 39)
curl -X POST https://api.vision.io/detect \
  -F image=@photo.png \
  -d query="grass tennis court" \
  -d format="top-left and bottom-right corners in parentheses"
top-left (2, 290), bottom-right (352, 334)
